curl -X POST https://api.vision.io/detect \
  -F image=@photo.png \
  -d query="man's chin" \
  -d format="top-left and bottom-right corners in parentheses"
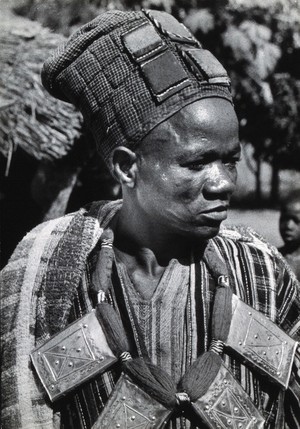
top-left (187, 223), bottom-right (221, 241)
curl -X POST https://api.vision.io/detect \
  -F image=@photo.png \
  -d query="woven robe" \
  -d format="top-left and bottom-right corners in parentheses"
top-left (1, 200), bottom-right (300, 429)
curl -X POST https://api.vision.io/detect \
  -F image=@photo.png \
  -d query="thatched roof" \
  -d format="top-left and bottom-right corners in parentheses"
top-left (0, 9), bottom-right (83, 164)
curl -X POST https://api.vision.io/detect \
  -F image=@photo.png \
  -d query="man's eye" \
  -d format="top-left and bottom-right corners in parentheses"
top-left (186, 162), bottom-right (205, 171)
top-left (224, 157), bottom-right (240, 169)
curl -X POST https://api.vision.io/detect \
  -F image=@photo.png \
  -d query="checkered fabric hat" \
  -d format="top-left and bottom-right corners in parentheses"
top-left (42, 9), bottom-right (232, 163)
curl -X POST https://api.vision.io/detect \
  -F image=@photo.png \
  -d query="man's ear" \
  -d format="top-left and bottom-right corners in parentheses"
top-left (110, 146), bottom-right (137, 188)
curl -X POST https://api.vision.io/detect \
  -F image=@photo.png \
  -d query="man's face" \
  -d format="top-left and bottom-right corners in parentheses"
top-left (280, 201), bottom-right (300, 246)
top-left (134, 98), bottom-right (240, 241)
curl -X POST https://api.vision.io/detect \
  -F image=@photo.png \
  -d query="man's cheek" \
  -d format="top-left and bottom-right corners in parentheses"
top-left (177, 190), bottom-right (195, 203)
top-left (174, 177), bottom-right (201, 203)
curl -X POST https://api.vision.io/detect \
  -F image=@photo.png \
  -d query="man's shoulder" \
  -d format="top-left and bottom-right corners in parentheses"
top-left (217, 224), bottom-right (299, 280)
top-left (214, 225), bottom-right (299, 287)
top-left (1, 210), bottom-right (79, 273)
top-left (3, 200), bottom-right (122, 270)
top-left (11, 208), bottom-right (85, 250)
top-left (218, 224), bottom-right (277, 257)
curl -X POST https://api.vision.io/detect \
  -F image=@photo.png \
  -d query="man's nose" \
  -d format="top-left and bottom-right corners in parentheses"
top-left (203, 162), bottom-right (236, 197)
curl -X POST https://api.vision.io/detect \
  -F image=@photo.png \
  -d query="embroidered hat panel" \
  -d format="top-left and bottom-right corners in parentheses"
top-left (42, 9), bottom-right (232, 163)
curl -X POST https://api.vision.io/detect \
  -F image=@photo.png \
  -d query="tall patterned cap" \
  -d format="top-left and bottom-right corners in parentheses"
top-left (42, 9), bottom-right (232, 163)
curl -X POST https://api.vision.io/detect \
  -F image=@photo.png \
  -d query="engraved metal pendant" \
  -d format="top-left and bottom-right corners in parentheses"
top-left (226, 294), bottom-right (298, 389)
top-left (31, 310), bottom-right (117, 401)
top-left (92, 374), bottom-right (172, 429)
top-left (192, 362), bottom-right (265, 429)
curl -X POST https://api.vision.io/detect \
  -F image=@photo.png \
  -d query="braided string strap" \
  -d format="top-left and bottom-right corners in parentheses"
top-left (209, 276), bottom-right (231, 355)
top-left (90, 229), bottom-right (114, 305)
top-left (94, 233), bottom-right (235, 418)
top-left (211, 277), bottom-right (233, 348)
top-left (176, 250), bottom-right (234, 404)
top-left (178, 282), bottom-right (232, 403)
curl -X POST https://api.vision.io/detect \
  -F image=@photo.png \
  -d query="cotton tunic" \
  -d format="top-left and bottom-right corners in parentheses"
top-left (1, 200), bottom-right (300, 429)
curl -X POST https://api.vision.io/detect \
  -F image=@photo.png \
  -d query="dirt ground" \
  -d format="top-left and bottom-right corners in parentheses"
top-left (226, 209), bottom-right (283, 248)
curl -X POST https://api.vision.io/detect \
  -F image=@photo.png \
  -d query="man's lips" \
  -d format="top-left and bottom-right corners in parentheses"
top-left (200, 206), bottom-right (228, 221)
top-left (202, 205), bottom-right (228, 214)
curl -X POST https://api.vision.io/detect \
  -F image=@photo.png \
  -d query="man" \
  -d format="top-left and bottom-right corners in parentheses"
top-left (1, 9), bottom-right (300, 429)
top-left (279, 191), bottom-right (300, 281)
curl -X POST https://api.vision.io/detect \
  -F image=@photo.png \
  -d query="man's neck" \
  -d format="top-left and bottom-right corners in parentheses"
top-left (113, 203), bottom-right (193, 269)
top-left (111, 201), bottom-right (206, 300)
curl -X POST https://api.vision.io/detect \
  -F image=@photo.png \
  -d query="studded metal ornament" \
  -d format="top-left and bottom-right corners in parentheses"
top-left (225, 294), bottom-right (298, 389)
top-left (192, 362), bottom-right (265, 429)
top-left (92, 374), bottom-right (172, 429)
top-left (31, 310), bottom-right (117, 401)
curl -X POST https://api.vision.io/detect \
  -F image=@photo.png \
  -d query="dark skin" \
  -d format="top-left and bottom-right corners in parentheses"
top-left (279, 200), bottom-right (300, 253)
top-left (110, 98), bottom-right (240, 300)
top-left (279, 199), bottom-right (300, 280)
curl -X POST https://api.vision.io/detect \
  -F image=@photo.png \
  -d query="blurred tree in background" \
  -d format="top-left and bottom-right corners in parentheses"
top-left (12, 0), bottom-right (300, 204)
top-left (1, 0), bottom-right (299, 265)
top-left (184, 0), bottom-right (300, 203)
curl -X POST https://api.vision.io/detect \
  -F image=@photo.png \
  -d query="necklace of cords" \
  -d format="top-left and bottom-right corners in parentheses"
top-left (90, 229), bottom-right (233, 414)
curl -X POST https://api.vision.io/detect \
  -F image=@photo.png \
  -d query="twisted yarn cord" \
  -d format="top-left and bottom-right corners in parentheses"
top-left (93, 231), bottom-right (177, 408)
top-left (90, 229), bottom-right (114, 300)
top-left (178, 285), bottom-right (232, 401)
top-left (178, 255), bottom-right (232, 402)
top-left (93, 231), bottom-right (233, 412)
top-left (177, 244), bottom-right (234, 401)
top-left (212, 285), bottom-right (232, 342)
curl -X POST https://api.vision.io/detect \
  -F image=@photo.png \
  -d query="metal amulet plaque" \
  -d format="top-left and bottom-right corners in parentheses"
top-left (31, 310), bottom-right (117, 401)
top-left (225, 294), bottom-right (298, 389)
top-left (192, 361), bottom-right (265, 429)
top-left (92, 374), bottom-right (172, 429)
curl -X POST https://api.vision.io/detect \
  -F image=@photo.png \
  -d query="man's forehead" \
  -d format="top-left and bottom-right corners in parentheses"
top-left (170, 98), bottom-right (238, 131)
top-left (144, 98), bottom-right (238, 140)
top-left (140, 99), bottom-right (240, 161)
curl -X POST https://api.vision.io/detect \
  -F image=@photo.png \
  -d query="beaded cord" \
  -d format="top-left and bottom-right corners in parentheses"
top-left (209, 339), bottom-right (224, 355)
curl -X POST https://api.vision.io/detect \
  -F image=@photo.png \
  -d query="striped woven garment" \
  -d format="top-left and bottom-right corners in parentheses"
top-left (1, 200), bottom-right (300, 429)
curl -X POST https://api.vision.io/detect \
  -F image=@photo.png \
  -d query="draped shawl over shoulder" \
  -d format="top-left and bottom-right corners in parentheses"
top-left (0, 201), bottom-right (120, 428)
top-left (1, 200), bottom-right (300, 429)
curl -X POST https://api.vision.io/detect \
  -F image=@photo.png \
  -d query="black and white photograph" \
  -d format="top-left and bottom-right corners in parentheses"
top-left (1, 0), bottom-right (300, 428)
